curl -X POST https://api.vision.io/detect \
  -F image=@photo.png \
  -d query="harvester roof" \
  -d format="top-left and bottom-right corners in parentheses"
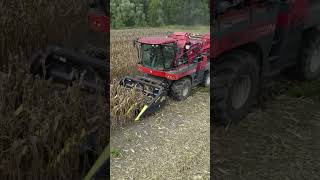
top-left (138, 37), bottom-right (176, 45)
top-left (138, 32), bottom-right (209, 49)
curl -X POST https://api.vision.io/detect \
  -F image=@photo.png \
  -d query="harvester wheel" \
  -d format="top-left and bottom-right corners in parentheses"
top-left (213, 50), bottom-right (259, 125)
top-left (299, 28), bottom-right (320, 80)
top-left (171, 78), bottom-right (192, 101)
top-left (30, 51), bottom-right (47, 76)
top-left (203, 71), bottom-right (210, 87)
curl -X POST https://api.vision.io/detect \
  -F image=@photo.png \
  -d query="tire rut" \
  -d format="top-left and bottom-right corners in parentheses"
top-left (111, 91), bottom-right (210, 180)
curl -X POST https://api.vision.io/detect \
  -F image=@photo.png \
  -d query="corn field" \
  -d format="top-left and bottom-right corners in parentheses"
top-left (110, 29), bottom-right (173, 128)
top-left (0, 58), bottom-right (108, 180)
top-left (0, 1), bottom-right (108, 179)
top-left (0, 0), bottom-right (89, 69)
top-left (110, 27), bottom-right (209, 128)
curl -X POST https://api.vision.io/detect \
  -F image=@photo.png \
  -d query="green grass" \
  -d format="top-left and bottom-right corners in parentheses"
top-left (111, 148), bottom-right (121, 158)
top-left (195, 86), bottom-right (210, 93)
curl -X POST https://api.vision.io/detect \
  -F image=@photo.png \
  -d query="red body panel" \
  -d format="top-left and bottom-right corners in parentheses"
top-left (290, 0), bottom-right (308, 25)
top-left (277, 0), bottom-right (308, 27)
top-left (139, 37), bottom-right (176, 45)
top-left (277, 12), bottom-right (290, 27)
top-left (138, 64), bottom-right (198, 81)
top-left (137, 32), bottom-right (210, 81)
top-left (212, 2), bottom-right (277, 58)
top-left (212, 0), bottom-right (309, 59)
top-left (197, 56), bottom-right (208, 71)
top-left (88, 10), bottom-right (108, 32)
top-left (212, 22), bottom-right (276, 58)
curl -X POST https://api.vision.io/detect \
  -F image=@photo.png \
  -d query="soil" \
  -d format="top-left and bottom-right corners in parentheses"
top-left (110, 90), bottom-right (210, 180)
top-left (213, 95), bottom-right (320, 180)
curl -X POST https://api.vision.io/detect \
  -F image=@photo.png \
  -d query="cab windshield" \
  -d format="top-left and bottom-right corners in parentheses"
top-left (140, 43), bottom-right (176, 70)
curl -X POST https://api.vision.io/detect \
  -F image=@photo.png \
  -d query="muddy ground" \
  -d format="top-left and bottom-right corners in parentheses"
top-left (110, 90), bottom-right (210, 179)
top-left (213, 80), bottom-right (320, 180)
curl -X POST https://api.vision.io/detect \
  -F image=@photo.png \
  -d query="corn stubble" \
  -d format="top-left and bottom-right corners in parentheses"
top-left (0, 0), bottom-right (108, 179)
top-left (0, 58), bottom-right (108, 180)
top-left (0, 0), bottom-right (88, 68)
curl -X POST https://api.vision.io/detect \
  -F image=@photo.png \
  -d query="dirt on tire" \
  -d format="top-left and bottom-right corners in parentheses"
top-left (170, 78), bottom-right (192, 101)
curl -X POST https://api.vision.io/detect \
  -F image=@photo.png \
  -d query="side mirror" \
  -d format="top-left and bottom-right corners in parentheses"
top-left (133, 38), bottom-right (138, 47)
top-left (133, 39), bottom-right (141, 60)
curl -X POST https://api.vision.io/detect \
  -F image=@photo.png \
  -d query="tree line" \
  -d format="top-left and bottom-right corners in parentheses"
top-left (110, 0), bottom-right (209, 28)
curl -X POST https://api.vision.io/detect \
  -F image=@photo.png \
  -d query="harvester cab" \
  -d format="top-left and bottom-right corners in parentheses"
top-left (121, 32), bottom-right (210, 121)
top-left (133, 32), bottom-right (210, 79)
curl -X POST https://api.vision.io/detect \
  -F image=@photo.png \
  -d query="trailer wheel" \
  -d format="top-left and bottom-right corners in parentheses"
top-left (213, 50), bottom-right (259, 125)
top-left (299, 29), bottom-right (320, 80)
top-left (171, 78), bottom-right (192, 101)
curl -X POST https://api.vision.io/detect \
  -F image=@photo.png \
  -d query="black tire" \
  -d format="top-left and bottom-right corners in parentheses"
top-left (171, 78), bottom-right (192, 101)
top-left (298, 28), bottom-right (320, 80)
top-left (30, 51), bottom-right (46, 76)
top-left (202, 71), bottom-right (210, 87)
top-left (213, 50), bottom-right (259, 125)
